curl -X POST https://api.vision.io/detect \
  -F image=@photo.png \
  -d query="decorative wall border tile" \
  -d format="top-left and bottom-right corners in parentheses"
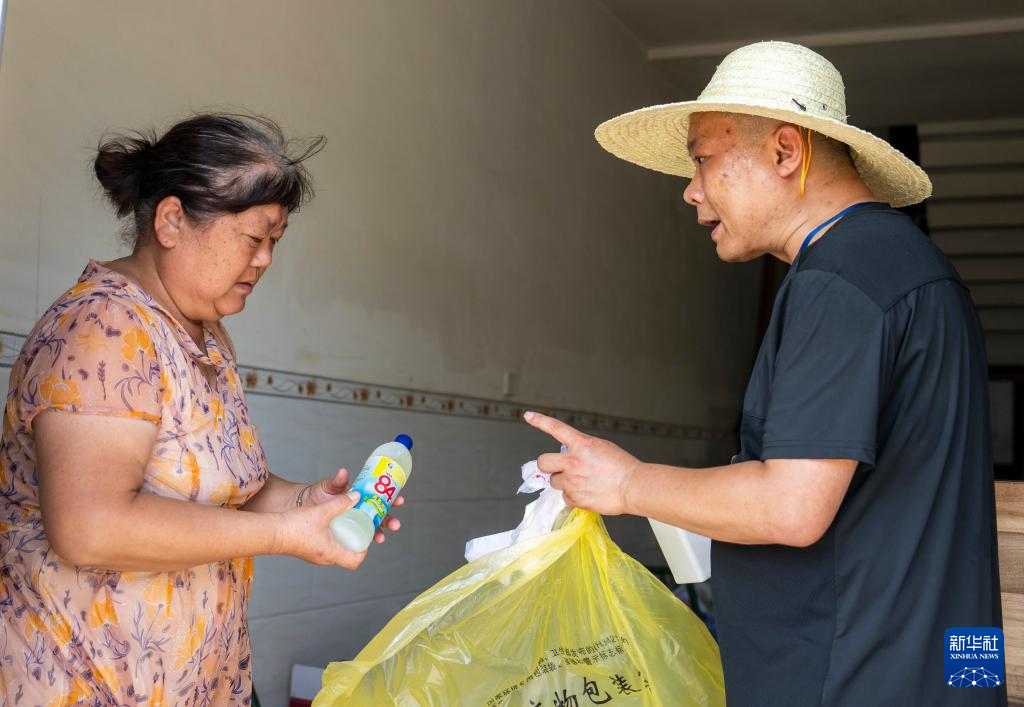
top-left (0, 332), bottom-right (19, 370)
top-left (1, 331), bottom-right (731, 441)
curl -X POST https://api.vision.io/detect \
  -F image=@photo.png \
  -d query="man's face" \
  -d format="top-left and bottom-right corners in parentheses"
top-left (683, 112), bottom-right (783, 262)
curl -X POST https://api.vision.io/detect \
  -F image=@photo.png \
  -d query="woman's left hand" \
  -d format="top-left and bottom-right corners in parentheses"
top-left (300, 468), bottom-right (404, 544)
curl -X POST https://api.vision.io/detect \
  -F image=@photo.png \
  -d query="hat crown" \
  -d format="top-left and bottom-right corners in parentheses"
top-left (698, 41), bottom-right (848, 124)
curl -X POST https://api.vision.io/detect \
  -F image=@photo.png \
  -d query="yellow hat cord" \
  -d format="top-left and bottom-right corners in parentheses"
top-left (800, 128), bottom-right (813, 197)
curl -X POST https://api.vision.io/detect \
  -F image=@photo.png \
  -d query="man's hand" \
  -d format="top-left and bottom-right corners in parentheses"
top-left (525, 411), bottom-right (642, 516)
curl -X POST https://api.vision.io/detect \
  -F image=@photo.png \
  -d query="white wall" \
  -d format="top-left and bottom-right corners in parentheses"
top-left (0, 2), bottom-right (762, 706)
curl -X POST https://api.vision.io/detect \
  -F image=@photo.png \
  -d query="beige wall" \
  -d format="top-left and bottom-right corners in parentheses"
top-left (0, 0), bottom-right (761, 429)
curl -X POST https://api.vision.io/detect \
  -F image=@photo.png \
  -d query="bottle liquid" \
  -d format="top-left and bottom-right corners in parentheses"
top-left (330, 434), bottom-right (413, 553)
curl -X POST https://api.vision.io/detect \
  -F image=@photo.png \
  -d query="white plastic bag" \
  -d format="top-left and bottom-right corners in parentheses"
top-left (464, 460), bottom-right (569, 561)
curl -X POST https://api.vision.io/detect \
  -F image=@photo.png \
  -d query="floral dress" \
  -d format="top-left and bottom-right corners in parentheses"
top-left (1, 261), bottom-right (269, 706)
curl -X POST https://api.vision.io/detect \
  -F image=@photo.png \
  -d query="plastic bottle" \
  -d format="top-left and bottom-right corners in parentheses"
top-left (330, 434), bottom-right (413, 553)
top-left (648, 519), bottom-right (711, 584)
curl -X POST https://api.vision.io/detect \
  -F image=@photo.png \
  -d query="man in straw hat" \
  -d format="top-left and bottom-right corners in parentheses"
top-left (524, 41), bottom-right (1004, 706)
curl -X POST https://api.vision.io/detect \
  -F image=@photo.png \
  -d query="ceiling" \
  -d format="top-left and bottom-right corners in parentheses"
top-left (596, 0), bottom-right (1024, 127)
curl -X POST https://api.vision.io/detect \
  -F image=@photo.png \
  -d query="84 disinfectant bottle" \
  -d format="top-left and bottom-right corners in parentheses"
top-left (330, 434), bottom-right (413, 552)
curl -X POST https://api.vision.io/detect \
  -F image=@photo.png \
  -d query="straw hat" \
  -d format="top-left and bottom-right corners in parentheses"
top-left (594, 41), bottom-right (931, 207)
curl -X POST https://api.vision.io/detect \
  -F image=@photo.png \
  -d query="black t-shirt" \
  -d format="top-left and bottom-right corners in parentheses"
top-left (712, 203), bottom-right (1005, 706)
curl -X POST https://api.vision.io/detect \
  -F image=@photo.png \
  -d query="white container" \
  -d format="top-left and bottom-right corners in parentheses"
top-left (648, 519), bottom-right (712, 585)
top-left (330, 435), bottom-right (413, 553)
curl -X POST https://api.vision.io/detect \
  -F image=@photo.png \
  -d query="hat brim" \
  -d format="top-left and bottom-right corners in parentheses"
top-left (594, 99), bottom-right (932, 208)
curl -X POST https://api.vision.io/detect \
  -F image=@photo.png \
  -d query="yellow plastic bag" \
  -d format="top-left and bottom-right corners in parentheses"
top-left (315, 509), bottom-right (725, 706)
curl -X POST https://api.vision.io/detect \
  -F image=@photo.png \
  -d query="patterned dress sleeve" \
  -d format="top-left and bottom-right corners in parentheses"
top-left (17, 293), bottom-right (164, 431)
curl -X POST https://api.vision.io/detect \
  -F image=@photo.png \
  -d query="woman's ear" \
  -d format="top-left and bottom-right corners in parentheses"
top-left (772, 124), bottom-right (805, 179)
top-left (152, 196), bottom-right (185, 249)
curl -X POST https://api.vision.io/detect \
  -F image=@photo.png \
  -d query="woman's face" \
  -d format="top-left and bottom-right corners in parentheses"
top-left (156, 201), bottom-right (289, 325)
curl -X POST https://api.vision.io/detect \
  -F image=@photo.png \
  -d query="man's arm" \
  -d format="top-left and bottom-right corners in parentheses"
top-left (527, 411), bottom-right (856, 547)
top-left (626, 458), bottom-right (855, 546)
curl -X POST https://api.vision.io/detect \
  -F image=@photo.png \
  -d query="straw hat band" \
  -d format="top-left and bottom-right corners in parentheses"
top-left (593, 41), bottom-right (932, 208)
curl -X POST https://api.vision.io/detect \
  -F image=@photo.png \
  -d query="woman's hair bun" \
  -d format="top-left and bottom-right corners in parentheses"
top-left (93, 132), bottom-right (155, 218)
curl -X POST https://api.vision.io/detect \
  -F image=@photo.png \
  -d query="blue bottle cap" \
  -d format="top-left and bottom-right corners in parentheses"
top-left (395, 434), bottom-right (413, 450)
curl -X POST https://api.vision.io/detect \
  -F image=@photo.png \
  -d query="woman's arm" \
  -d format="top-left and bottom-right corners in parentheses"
top-left (241, 471), bottom-right (307, 513)
top-left (34, 410), bottom-right (368, 572)
top-left (241, 469), bottom-right (403, 540)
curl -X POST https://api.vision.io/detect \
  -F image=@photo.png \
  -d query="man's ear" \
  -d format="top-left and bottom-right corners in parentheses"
top-left (152, 196), bottom-right (185, 249)
top-left (772, 124), bottom-right (805, 179)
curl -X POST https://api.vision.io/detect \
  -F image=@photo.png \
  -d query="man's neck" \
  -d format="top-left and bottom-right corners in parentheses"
top-left (775, 180), bottom-right (878, 264)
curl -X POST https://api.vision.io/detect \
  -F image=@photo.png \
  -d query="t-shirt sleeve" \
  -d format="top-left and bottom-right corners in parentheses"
top-left (19, 295), bottom-right (163, 431)
top-left (761, 270), bottom-right (887, 466)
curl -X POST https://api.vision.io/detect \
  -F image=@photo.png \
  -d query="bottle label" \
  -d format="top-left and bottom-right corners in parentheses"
top-left (351, 455), bottom-right (407, 530)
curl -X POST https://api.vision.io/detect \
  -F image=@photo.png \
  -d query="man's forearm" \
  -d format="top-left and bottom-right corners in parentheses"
top-left (524, 410), bottom-right (856, 547)
top-left (624, 460), bottom-right (826, 546)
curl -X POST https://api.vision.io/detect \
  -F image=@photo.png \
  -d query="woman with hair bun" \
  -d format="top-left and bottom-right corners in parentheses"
top-left (0, 114), bottom-right (402, 705)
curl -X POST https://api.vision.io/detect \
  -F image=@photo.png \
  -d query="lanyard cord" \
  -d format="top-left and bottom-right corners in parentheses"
top-left (798, 202), bottom-right (878, 254)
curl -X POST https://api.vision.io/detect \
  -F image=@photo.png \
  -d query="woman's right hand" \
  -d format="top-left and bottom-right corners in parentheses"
top-left (278, 491), bottom-right (369, 569)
